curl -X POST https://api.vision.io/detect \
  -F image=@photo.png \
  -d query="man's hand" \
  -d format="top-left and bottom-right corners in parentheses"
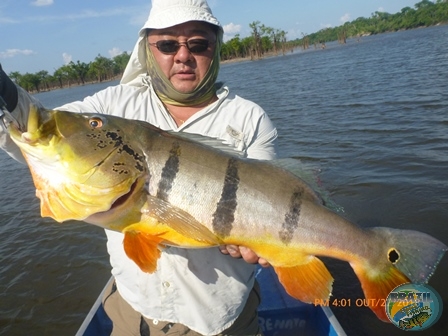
top-left (219, 245), bottom-right (270, 267)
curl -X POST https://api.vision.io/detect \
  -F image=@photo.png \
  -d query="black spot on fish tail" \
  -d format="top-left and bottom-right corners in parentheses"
top-left (279, 189), bottom-right (303, 244)
top-left (212, 158), bottom-right (239, 237)
top-left (388, 248), bottom-right (400, 264)
top-left (157, 142), bottom-right (181, 201)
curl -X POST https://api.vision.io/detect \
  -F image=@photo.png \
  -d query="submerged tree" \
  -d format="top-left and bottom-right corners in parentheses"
top-left (249, 21), bottom-right (263, 60)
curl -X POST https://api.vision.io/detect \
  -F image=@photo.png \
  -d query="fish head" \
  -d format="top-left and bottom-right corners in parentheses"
top-left (9, 106), bottom-right (147, 223)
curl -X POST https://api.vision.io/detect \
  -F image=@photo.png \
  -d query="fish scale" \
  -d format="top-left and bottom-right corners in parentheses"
top-left (8, 106), bottom-right (447, 323)
top-left (147, 139), bottom-right (229, 226)
top-left (146, 136), bottom-right (318, 242)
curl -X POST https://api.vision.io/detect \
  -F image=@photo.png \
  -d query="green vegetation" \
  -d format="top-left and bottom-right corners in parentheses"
top-left (8, 0), bottom-right (448, 92)
top-left (303, 0), bottom-right (448, 45)
top-left (221, 0), bottom-right (448, 59)
top-left (221, 21), bottom-right (290, 61)
top-left (10, 53), bottom-right (130, 93)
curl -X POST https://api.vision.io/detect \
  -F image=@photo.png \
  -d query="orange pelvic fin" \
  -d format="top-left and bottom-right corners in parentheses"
top-left (352, 264), bottom-right (410, 322)
top-left (274, 256), bottom-right (333, 303)
top-left (123, 230), bottom-right (165, 273)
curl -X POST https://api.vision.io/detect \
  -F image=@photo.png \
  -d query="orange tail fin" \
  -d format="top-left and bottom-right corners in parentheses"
top-left (274, 256), bottom-right (333, 303)
top-left (358, 227), bottom-right (447, 321)
top-left (352, 264), bottom-right (410, 322)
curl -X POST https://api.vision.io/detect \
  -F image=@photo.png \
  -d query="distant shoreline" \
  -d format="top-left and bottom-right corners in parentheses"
top-left (220, 49), bottom-right (290, 65)
top-left (33, 52), bottom-right (285, 94)
top-left (33, 23), bottom-right (442, 93)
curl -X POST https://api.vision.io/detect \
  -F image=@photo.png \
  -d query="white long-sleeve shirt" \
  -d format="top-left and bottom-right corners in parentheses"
top-left (1, 80), bottom-right (278, 335)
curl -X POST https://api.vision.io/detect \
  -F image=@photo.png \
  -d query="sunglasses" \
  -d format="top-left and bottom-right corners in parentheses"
top-left (148, 39), bottom-right (213, 55)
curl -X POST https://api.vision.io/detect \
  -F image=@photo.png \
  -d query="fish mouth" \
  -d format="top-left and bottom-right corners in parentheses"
top-left (8, 106), bottom-right (55, 147)
top-left (85, 176), bottom-right (146, 227)
top-left (110, 179), bottom-right (139, 210)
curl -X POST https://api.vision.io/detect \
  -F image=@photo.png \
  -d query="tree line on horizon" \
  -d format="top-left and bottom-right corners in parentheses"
top-left (220, 21), bottom-right (291, 61)
top-left (302, 0), bottom-right (448, 45)
top-left (10, 19), bottom-right (290, 94)
top-left (8, 0), bottom-right (448, 93)
top-left (8, 53), bottom-right (130, 93)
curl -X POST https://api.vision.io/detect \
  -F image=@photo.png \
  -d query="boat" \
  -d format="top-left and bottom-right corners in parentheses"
top-left (76, 266), bottom-right (346, 336)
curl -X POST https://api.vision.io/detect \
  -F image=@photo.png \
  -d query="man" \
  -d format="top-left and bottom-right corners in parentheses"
top-left (0, 0), bottom-right (277, 334)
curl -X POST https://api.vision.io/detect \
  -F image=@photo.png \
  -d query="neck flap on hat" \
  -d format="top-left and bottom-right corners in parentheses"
top-left (145, 31), bottom-right (222, 107)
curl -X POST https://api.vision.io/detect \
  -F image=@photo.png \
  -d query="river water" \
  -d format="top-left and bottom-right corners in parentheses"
top-left (1, 25), bottom-right (447, 335)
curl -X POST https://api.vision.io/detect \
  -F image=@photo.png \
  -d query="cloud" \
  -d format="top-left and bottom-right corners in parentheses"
top-left (11, 7), bottom-right (139, 24)
top-left (108, 47), bottom-right (122, 58)
top-left (222, 22), bottom-right (242, 42)
top-left (0, 49), bottom-right (35, 59)
top-left (2, 6), bottom-right (148, 26)
top-left (340, 13), bottom-right (351, 24)
top-left (378, 7), bottom-right (385, 12)
top-left (0, 17), bottom-right (19, 24)
top-left (63, 8), bottom-right (138, 21)
top-left (62, 52), bottom-right (72, 64)
top-left (223, 23), bottom-right (241, 35)
top-left (320, 23), bottom-right (332, 29)
top-left (31, 0), bottom-right (54, 6)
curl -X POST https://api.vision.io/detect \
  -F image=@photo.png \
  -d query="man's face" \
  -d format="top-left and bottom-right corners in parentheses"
top-left (147, 21), bottom-right (216, 94)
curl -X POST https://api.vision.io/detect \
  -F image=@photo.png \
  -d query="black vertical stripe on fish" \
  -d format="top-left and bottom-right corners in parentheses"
top-left (212, 158), bottom-right (240, 237)
top-left (279, 189), bottom-right (303, 244)
top-left (157, 142), bottom-right (181, 201)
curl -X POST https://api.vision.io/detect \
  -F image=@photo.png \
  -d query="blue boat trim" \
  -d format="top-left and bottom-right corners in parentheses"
top-left (77, 267), bottom-right (345, 336)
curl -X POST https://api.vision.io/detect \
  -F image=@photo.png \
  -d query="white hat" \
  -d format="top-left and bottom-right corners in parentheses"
top-left (121, 0), bottom-right (222, 86)
top-left (141, 0), bottom-right (222, 33)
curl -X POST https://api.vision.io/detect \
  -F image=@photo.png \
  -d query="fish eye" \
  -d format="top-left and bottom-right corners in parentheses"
top-left (89, 117), bottom-right (104, 129)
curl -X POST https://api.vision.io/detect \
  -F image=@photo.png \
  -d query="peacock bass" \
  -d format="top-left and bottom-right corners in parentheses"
top-left (8, 106), bottom-right (447, 322)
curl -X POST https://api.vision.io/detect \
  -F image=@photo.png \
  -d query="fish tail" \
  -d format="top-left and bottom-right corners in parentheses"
top-left (351, 227), bottom-right (447, 322)
top-left (370, 227), bottom-right (447, 284)
top-left (351, 261), bottom-right (410, 321)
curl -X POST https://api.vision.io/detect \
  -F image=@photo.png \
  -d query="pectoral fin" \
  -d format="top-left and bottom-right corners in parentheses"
top-left (143, 195), bottom-right (222, 246)
top-left (274, 256), bottom-right (333, 303)
top-left (123, 230), bottom-right (165, 273)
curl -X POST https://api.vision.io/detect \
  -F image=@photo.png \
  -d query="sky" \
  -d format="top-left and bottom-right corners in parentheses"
top-left (1, 0), bottom-right (422, 74)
